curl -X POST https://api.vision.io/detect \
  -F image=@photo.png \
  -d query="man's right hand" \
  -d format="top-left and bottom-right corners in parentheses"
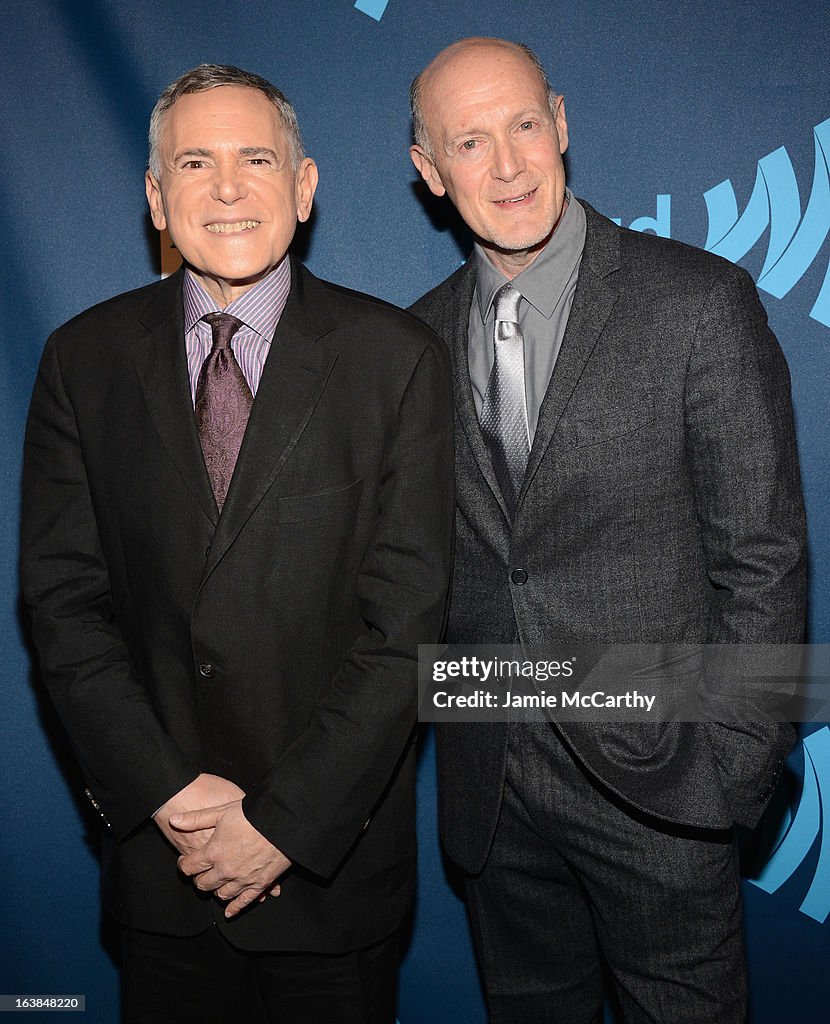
top-left (154, 773), bottom-right (245, 856)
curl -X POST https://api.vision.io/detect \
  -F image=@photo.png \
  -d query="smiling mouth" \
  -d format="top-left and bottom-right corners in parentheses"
top-left (494, 189), bottom-right (537, 205)
top-left (205, 220), bottom-right (261, 234)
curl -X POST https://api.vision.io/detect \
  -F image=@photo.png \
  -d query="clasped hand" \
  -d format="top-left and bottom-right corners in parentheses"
top-left (170, 798), bottom-right (290, 921)
top-left (155, 775), bottom-right (290, 917)
top-left (171, 800), bottom-right (291, 917)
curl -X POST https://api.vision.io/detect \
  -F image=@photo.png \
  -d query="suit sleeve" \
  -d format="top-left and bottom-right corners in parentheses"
top-left (684, 265), bottom-right (807, 645)
top-left (684, 265), bottom-right (807, 823)
top-left (242, 333), bottom-right (454, 877)
top-left (20, 333), bottom-right (199, 839)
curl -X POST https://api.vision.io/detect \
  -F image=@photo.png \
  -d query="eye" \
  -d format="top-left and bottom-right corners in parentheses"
top-left (519, 121), bottom-right (535, 131)
top-left (461, 139), bottom-right (478, 151)
top-left (182, 160), bottom-right (205, 169)
top-left (248, 158), bottom-right (272, 166)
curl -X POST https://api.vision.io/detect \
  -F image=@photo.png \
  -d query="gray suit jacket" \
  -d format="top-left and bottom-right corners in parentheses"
top-left (411, 201), bottom-right (807, 874)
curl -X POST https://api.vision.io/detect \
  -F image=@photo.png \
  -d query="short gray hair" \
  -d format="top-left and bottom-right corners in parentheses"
top-left (148, 63), bottom-right (304, 177)
top-left (410, 40), bottom-right (558, 159)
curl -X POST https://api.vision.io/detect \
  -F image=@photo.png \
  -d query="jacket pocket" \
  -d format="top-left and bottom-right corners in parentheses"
top-left (276, 479), bottom-right (364, 523)
top-left (574, 394), bottom-right (655, 447)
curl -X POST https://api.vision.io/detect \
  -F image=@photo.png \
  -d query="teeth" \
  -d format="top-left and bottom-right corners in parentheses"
top-left (206, 220), bottom-right (260, 233)
top-left (505, 193), bottom-right (530, 203)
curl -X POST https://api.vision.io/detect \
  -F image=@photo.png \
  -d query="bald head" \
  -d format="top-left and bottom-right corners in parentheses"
top-left (410, 38), bottom-right (557, 159)
top-left (408, 36), bottom-right (568, 277)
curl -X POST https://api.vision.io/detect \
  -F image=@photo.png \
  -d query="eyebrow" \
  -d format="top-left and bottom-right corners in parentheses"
top-left (446, 107), bottom-right (551, 144)
top-left (173, 148), bottom-right (213, 162)
top-left (238, 147), bottom-right (280, 160)
top-left (172, 147), bottom-right (281, 162)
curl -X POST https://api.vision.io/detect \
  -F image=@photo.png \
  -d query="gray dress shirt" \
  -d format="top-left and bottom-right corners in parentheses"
top-left (468, 191), bottom-right (587, 441)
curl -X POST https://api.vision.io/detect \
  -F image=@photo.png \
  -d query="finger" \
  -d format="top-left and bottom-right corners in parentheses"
top-left (257, 883), bottom-right (282, 903)
top-left (180, 827), bottom-right (215, 849)
top-left (193, 870), bottom-right (227, 892)
top-left (172, 831), bottom-right (214, 858)
top-left (169, 807), bottom-right (221, 831)
top-left (225, 887), bottom-right (263, 919)
top-left (215, 881), bottom-right (247, 902)
top-left (177, 853), bottom-right (214, 878)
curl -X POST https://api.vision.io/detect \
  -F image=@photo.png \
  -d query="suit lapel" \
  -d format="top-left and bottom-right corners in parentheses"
top-left (201, 261), bottom-right (338, 582)
top-left (449, 204), bottom-right (623, 519)
top-left (129, 270), bottom-right (219, 526)
top-left (447, 258), bottom-right (512, 524)
top-left (518, 203), bottom-right (621, 506)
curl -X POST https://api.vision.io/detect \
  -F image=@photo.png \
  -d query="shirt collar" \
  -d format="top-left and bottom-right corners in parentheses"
top-left (474, 189), bottom-right (586, 322)
top-left (183, 255), bottom-right (291, 341)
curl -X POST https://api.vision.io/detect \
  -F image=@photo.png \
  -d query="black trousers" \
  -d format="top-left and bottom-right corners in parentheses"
top-left (121, 923), bottom-right (399, 1024)
top-left (465, 724), bottom-right (746, 1024)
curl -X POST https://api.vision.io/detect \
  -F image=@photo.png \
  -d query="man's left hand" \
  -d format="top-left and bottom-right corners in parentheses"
top-left (171, 801), bottom-right (292, 918)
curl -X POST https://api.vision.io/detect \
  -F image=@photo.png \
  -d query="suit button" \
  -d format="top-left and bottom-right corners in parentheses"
top-left (511, 568), bottom-right (528, 585)
top-left (199, 663), bottom-right (215, 678)
top-left (205, 545), bottom-right (211, 558)
top-left (758, 787), bottom-right (772, 802)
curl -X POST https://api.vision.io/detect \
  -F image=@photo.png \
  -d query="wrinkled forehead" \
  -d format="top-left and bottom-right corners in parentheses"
top-left (420, 42), bottom-right (549, 138)
top-left (162, 86), bottom-right (286, 147)
top-left (422, 41), bottom-right (546, 117)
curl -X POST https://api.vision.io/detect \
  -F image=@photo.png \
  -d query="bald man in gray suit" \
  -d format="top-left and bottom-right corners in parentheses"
top-left (408, 37), bottom-right (806, 1024)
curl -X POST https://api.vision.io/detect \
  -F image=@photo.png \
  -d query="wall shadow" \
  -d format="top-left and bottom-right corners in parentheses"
top-left (18, 593), bottom-right (121, 969)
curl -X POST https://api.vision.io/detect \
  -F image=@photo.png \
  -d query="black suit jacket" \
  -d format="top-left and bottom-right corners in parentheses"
top-left (21, 259), bottom-right (454, 951)
top-left (411, 202), bottom-right (807, 874)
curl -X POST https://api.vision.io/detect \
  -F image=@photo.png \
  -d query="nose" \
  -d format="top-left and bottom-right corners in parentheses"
top-left (490, 135), bottom-right (525, 182)
top-left (211, 160), bottom-right (248, 204)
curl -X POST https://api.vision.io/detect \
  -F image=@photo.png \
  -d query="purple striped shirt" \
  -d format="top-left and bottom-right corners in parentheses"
top-left (183, 257), bottom-right (291, 404)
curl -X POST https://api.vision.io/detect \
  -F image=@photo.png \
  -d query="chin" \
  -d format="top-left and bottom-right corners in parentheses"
top-left (491, 227), bottom-right (554, 254)
top-left (211, 263), bottom-right (269, 283)
top-left (487, 213), bottom-right (556, 252)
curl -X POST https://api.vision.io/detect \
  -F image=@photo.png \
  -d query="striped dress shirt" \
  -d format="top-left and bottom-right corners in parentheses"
top-left (183, 256), bottom-right (291, 404)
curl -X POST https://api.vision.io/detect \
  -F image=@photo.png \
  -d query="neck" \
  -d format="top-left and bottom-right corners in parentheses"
top-left (188, 264), bottom-right (280, 308)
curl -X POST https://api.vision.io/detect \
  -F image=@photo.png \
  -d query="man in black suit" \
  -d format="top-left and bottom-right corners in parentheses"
top-left (408, 38), bottom-right (806, 1023)
top-left (20, 64), bottom-right (453, 1023)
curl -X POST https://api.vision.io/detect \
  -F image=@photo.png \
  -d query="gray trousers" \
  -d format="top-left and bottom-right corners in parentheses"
top-left (465, 724), bottom-right (746, 1024)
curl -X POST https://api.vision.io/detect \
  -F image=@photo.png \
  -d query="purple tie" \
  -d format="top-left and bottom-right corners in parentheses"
top-left (195, 312), bottom-right (252, 511)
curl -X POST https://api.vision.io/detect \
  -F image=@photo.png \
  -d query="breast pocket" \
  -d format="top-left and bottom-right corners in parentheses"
top-left (276, 478), bottom-right (364, 524)
top-left (574, 393), bottom-right (655, 448)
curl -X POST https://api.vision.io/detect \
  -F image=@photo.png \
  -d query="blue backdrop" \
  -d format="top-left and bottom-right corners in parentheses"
top-left (2, 1), bottom-right (829, 1020)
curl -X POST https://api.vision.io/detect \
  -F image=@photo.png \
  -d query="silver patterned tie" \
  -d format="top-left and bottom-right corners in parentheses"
top-left (479, 283), bottom-right (530, 516)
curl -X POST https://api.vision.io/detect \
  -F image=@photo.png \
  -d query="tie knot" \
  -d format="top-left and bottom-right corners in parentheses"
top-left (202, 312), bottom-right (243, 350)
top-left (493, 283), bottom-right (522, 325)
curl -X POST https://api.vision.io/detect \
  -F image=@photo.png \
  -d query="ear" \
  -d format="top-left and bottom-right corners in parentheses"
top-left (410, 145), bottom-right (447, 198)
top-left (295, 158), bottom-right (318, 223)
top-left (145, 170), bottom-right (167, 231)
top-left (554, 95), bottom-right (569, 155)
